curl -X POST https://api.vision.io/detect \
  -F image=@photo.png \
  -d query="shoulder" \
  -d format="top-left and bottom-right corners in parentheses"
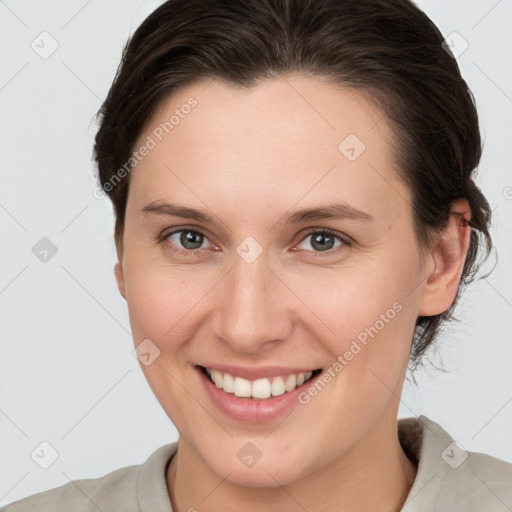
top-left (1, 465), bottom-right (138, 512)
top-left (0, 443), bottom-right (178, 512)
top-left (400, 415), bottom-right (512, 511)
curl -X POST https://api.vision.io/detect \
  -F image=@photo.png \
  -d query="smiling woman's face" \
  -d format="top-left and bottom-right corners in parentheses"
top-left (114, 75), bottom-right (434, 486)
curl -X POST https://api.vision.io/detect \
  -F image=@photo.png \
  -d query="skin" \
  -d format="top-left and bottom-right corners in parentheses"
top-left (113, 74), bottom-right (472, 511)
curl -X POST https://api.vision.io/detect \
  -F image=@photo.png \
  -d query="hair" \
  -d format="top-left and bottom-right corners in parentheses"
top-left (93, 0), bottom-right (493, 370)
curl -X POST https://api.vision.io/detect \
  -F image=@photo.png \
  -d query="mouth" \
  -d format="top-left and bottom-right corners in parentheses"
top-left (197, 365), bottom-right (323, 400)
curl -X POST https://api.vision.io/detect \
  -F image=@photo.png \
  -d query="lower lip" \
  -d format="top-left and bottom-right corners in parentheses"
top-left (196, 366), bottom-right (319, 424)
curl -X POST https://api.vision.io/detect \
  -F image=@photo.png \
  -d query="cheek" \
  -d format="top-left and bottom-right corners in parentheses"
top-left (285, 253), bottom-right (421, 410)
top-left (124, 241), bottom-right (421, 357)
top-left (124, 259), bottom-right (214, 346)
top-left (286, 252), bottom-right (420, 347)
top-left (123, 264), bottom-right (212, 429)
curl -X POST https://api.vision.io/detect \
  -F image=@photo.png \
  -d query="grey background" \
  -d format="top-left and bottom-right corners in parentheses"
top-left (1, 0), bottom-right (511, 506)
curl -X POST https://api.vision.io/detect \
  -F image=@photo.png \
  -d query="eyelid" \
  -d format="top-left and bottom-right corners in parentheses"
top-left (296, 226), bottom-right (352, 244)
top-left (293, 227), bottom-right (351, 257)
top-left (158, 226), bottom-right (218, 253)
top-left (158, 226), bottom-right (351, 256)
top-left (159, 224), bottom-right (214, 242)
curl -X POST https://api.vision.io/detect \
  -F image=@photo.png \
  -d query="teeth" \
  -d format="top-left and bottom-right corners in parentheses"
top-left (271, 376), bottom-right (285, 396)
top-left (252, 378), bottom-right (272, 399)
top-left (284, 374), bottom-right (296, 392)
top-left (233, 377), bottom-right (252, 397)
top-left (223, 372), bottom-right (235, 393)
top-left (204, 367), bottom-right (316, 399)
top-left (211, 369), bottom-right (223, 388)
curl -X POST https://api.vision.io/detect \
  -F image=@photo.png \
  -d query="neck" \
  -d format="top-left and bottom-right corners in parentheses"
top-left (166, 409), bottom-right (417, 512)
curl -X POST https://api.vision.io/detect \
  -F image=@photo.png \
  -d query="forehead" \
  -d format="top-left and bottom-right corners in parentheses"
top-left (127, 75), bottom-right (410, 226)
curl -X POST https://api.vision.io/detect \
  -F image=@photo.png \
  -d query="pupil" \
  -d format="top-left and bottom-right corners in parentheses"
top-left (312, 232), bottom-right (334, 251)
top-left (181, 231), bottom-right (203, 250)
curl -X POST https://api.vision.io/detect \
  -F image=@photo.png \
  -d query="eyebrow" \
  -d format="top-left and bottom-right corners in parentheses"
top-left (141, 200), bottom-right (374, 227)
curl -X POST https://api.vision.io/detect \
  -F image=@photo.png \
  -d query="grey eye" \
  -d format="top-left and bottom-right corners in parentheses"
top-left (298, 231), bottom-right (344, 252)
top-left (168, 230), bottom-right (208, 250)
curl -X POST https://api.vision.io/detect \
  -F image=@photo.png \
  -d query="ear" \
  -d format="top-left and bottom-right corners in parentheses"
top-left (114, 261), bottom-right (127, 300)
top-left (418, 198), bottom-right (472, 316)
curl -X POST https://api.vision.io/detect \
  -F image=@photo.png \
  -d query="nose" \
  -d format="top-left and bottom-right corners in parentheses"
top-left (211, 248), bottom-right (292, 354)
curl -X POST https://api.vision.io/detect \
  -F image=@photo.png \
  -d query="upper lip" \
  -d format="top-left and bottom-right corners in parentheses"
top-left (197, 364), bottom-right (321, 380)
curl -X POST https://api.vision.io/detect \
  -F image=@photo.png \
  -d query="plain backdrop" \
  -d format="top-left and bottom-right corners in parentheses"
top-left (1, 0), bottom-right (511, 506)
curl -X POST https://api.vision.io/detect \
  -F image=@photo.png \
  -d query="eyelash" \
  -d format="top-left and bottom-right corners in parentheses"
top-left (157, 227), bottom-right (351, 258)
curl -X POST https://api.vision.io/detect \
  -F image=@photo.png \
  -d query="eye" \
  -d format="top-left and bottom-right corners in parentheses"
top-left (158, 227), bottom-right (349, 258)
top-left (295, 229), bottom-right (348, 256)
top-left (160, 228), bottom-right (213, 255)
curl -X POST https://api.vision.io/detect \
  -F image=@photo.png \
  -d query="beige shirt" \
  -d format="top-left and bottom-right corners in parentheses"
top-left (2, 415), bottom-right (511, 511)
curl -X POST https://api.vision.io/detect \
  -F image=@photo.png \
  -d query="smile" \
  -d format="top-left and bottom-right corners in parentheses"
top-left (195, 364), bottom-right (324, 423)
top-left (202, 366), bottom-right (321, 399)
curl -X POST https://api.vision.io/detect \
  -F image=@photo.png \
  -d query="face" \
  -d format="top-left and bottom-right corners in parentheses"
top-left (115, 75), bottom-right (431, 487)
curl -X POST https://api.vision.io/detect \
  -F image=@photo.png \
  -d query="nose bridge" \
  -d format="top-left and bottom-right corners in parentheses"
top-left (213, 247), bottom-right (289, 352)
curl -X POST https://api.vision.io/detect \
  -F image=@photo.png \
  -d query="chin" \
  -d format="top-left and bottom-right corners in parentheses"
top-left (199, 440), bottom-right (319, 489)
top-left (219, 461), bottom-right (307, 489)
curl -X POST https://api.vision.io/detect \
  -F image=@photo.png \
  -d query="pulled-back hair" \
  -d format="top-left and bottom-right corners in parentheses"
top-left (93, 0), bottom-right (493, 369)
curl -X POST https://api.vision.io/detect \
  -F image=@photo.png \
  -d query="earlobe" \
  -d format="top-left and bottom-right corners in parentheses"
top-left (114, 261), bottom-right (127, 300)
top-left (418, 198), bottom-right (472, 316)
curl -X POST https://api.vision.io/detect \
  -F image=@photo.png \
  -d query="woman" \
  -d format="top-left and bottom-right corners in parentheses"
top-left (3, 0), bottom-right (511, 510)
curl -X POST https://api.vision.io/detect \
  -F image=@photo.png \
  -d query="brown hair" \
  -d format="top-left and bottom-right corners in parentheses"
top-left (93, 0), bottom-right (493, 370)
